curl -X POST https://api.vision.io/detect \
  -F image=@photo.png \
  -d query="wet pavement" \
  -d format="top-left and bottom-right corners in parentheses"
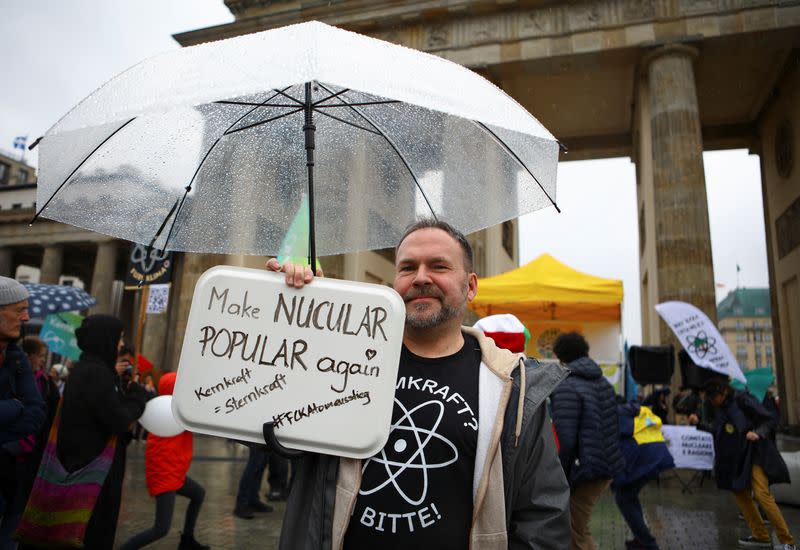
top-left (116, 435), bottom-right (800, 549)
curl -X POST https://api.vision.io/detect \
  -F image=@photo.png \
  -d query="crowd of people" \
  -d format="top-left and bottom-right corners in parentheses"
top-left (0, 218), bottom-right (797, 550)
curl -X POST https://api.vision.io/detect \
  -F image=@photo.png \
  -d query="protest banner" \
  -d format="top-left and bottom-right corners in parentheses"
top-left (125, 243), bottom-right (173, 287)
top-left (172, 266), bottom-right (405, 459)
top-left (655, 301), bottom-right (746, 383)
top-left (661, 424), bottom-right (715, 470)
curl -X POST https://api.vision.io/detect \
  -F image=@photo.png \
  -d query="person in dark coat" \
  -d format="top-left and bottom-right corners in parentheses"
top-left (550, 331), bottom-right (624, 550)
top-left (0, 277), bottom-right (46, 550)
top-left (694, 377), bottom-right (795, 549)
top-left (612, 400), bottom-right (674, 550)
top-left (54, 315), bottom-right (148, 550)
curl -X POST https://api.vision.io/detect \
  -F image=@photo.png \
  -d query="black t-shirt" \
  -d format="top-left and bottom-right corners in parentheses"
top-left (344, 334), bottom-right (481, 550)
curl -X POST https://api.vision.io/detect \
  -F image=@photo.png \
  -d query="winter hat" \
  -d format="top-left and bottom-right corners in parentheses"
top-left (473, 314), bottom-right (530, 353)
top-left (0, 276), bottom-right (29, 306)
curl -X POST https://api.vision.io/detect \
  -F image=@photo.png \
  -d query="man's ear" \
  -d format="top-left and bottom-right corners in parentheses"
top-left (466, 272), bottom-right (478, 302)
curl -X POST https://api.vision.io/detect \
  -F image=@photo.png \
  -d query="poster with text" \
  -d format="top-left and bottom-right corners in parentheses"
top-left (655, 301), bottom-right (745, 383)
top-left (661, 425), bottom-right (715, 470)
top-left (172, 266), bottom-right (405, 459)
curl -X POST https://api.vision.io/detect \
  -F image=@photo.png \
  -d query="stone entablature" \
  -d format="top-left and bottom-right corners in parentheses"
top-left (177, 0), bottom-right (798, 62)
top-left (0, 217), bottom-right (111, 246)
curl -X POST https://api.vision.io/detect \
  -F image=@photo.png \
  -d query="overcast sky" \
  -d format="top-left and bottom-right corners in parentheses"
top-left (1, 1), bottom-right (769, 345)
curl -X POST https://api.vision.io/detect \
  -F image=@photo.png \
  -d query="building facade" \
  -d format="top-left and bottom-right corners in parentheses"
top-left (173, 0), bottom-right (799, 428)
top-left (718, 288), bottom-right (774, 373)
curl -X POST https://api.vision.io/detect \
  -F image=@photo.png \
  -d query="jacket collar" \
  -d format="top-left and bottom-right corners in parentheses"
top-left (462, 325), bottom-right (521, 379)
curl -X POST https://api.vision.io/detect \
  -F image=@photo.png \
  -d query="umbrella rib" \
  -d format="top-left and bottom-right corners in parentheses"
top-left (313, 87), bottom-right (350, 106)
top-left (224, 108), bottom-right (303, 135)
top-left (315, 83), bottom-right (438, 220)
top-left (30, 117), bottom-right (137, 225)
top-left (158, 192), bottom-right (191, 253)
top-left (147, 88), bottom-right (296, 252)
top-left (146, 197), bottom-right (181, 251)
top-left (314, 110), bottom-right (381, 135)
top-left (315, 100), bottom-right (402, 108)
top-left (272, 88), bottom-right (304, 106)
top-left (473, 121), bottom-right (561, 213)
top-left (215, 100), bottom-right (304, 108)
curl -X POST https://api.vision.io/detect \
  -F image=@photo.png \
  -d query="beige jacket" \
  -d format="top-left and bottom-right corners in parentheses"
top-left (330, 327), bottom-right (528, 549)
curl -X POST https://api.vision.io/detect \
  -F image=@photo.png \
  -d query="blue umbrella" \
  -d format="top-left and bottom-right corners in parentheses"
top-left (23, 283), bottom-right (97, 317)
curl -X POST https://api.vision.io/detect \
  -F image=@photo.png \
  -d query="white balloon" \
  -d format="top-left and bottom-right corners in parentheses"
top-left (139, 395), bottom-right (183, 437)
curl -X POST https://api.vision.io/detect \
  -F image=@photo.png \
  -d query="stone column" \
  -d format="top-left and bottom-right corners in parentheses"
top-left (644, 45), bottom-right (717, 345)
top-left (90, 241), bottom-right (118, 314)
top-left (0, 248), bottom-right (11, 278)
top-left (40, 245), bottom-right (63, 284)
top-left (165, 252), bottom-right (226, 370)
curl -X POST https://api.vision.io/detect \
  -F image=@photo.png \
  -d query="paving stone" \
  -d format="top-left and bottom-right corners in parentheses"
top-left (115, 435), bottom-right (800, 549)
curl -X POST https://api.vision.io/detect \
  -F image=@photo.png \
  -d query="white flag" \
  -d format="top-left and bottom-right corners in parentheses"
top-left (654, 301), bottom-right (746, 383)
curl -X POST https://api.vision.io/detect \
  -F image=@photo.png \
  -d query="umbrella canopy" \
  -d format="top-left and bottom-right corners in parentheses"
top-left (469, 254), bottom-right (623, 322)
top-left (33, 21), bottom-right (559, 261)
top-left (23, 283), bottom-right (97, 317)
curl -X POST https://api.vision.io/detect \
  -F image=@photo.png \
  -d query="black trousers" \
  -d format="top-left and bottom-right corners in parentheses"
top-left (118, 476), bottom-right (205, 550)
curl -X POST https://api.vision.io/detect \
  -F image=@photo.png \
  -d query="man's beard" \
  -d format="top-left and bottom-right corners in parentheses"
top-left (403, 283), bottom-right (466, 330)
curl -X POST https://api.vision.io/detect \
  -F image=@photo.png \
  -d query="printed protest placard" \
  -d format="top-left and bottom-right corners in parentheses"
top-left (146, 284), bottom-right (170, 314)
top-left (172, 266), bottom-right (405, 459)
top-left (655, 301), bottom-right (746, 383)
top-left (661, 425), bottom-right (715, 470)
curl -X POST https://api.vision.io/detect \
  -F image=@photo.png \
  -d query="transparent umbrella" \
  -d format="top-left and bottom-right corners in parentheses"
top-left (32, 21), bottom-right (560, 271)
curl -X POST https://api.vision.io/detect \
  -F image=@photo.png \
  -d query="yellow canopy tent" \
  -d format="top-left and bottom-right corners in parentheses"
top-left (469, 253), bottom-right (623, 323)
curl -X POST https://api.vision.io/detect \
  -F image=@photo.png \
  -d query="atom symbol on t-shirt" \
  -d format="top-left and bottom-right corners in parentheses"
top-left (686, 331), bottom-right (717, 359)
top-left (359, 399), bottom-right (458, 506)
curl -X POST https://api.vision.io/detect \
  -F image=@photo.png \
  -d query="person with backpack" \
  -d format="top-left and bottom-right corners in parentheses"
top-left (613, 399), bottom-right (674, 550)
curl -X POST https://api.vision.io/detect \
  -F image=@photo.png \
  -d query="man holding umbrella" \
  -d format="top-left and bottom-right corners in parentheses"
top-left (268, 219), bottom-right (570, 550)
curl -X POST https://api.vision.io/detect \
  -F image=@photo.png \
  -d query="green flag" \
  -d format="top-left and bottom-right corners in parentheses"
top-left (730, 367), bottom-right (774, 402)
top-left (277, 194), bottom-right (310, 267)
top-left (40, 312), bottom-right (84, 360)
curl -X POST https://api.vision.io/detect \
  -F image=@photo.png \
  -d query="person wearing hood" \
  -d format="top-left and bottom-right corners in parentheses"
top-left (692, 377), bottom-right (795, 550)
top-left (269, 219), bottom-right (571, 550)
top-left (119, 372), bottom-right (209, 550)
top-left (53, 315), bottom-right (147, 549)
top-left (550, 331), bottom-right (624, 550)
top-left (612, 399), bottom-right (674, 550)
top-left (0, 277), bottom-right (45, 550)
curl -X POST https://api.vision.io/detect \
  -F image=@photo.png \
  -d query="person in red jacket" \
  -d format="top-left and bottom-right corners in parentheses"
top-left (118, 373), bottom-right (209, 550)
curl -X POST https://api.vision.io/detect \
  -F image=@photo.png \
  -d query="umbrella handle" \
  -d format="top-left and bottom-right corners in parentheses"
top-left (262, 421), bottom-right (305, 459)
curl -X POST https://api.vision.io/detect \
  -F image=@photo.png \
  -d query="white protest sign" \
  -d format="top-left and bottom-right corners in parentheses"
top-left (172, 266), bottom-right (405, 458)
top-left (655, 301), bottom-right (746, 383)
top-left (661, 425), bottom-right (715, 470)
